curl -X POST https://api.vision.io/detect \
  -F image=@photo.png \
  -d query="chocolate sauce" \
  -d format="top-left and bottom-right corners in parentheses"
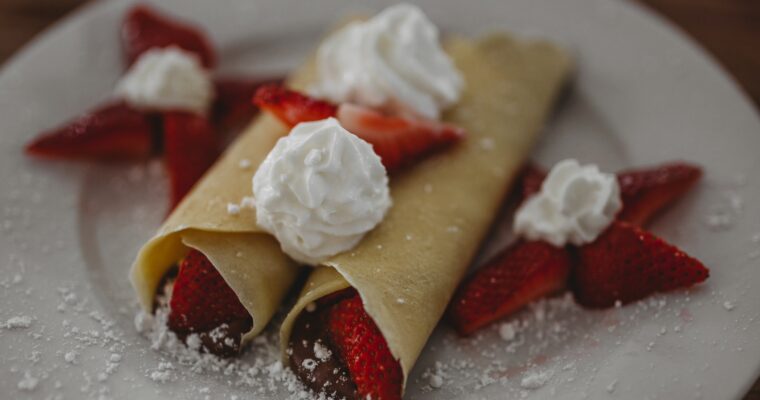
top-left (288, 292), bottom-right (358, 400)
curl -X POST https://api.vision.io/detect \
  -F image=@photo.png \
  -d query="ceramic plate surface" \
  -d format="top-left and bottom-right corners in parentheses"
top-left (1, 0), bottom-right (759, 399)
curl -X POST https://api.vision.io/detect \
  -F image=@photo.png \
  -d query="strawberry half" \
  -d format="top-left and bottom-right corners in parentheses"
top-left (336, 103), bottom-right (465, 172)
top-left (25, 101), bottom-right (155, 160)
top-left (448, 241), bottom-right (571, 336)
top-left (212, 77), bottom-right (283, 131)
top-left (163, 112), bottom-right (218, 208)
top-left (617, 162), bottom-right (703, 226)
top-left (168, 249), bottom-right (252, 353)
top-left (572, 221), bottom-right (709, 308)
top-left (252, 84), bottom-right (337, 126)
top-left (122, 4), bottom-right (216, 68)
top-left (254, 85), bottom-right (466, 172)
top-left (326, 290), bottom-right (403, 400)
top-left (517, 163), bottom-right (547, 203)
top-left (515, 162), bottom-right (702, 227)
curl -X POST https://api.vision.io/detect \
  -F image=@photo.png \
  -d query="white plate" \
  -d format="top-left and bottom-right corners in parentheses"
top-left (1, 0), bottom-right (759, 399)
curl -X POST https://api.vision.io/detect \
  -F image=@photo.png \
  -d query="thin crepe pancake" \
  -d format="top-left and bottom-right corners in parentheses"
top-left (280, 33), bottom-right (572, 390)
top-left (129, 61), bottom-right (321, 342)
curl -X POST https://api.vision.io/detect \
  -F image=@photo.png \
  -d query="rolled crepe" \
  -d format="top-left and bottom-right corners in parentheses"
top-left (129, 63), bottom-right (321, 342)
top-left (280, 33), bottom-right (571, 390)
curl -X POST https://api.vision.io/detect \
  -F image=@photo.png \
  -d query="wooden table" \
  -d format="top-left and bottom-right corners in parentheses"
top-left (1, 0), bottom-right (758, 398)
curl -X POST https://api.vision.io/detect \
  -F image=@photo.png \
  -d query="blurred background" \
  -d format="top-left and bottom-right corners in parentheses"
top-left (0, 0), bottom-right (758, 398)
top-left (1, 0), bottom-right (758, 108)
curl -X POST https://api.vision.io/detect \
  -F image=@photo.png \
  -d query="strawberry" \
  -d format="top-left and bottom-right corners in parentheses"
top-left (617, 162), bottom-right (703, 226)
top-left (253, 85), bottom-right (465, 172)
top-left (168, 249), bottom-right (252, 336)
top-left (517, 163), bottom-right (547, 203)
top-left (516, 162), bottom-right (702, 226)
top-left (212, 77), bottom-right (283, 131)
top-left (326, 290), bottom-right (403, 400)
top-left (572, 221), bottom-right (709, 308)
top-left (122, 5), bottom-right (216, 68)
top-left (162, 112), bottom-right (219, 208)
top-left (448, 241), bottom-right (571, 336)
top-left (252, 84), bottom-right (337, 126)
top-left (336, 103), bottom-right (465, 172)
top-left (25, 101), bottom-right (155, 160)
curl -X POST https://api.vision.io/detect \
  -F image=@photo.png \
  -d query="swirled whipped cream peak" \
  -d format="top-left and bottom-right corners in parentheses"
top-left (514, 159), bottom-right (622, 247)
top-left (252, 117), bottom-right (392, 265)
top-left (115, 47), bottom-right (213, 114)
top-left (309, 3), bottom-right (463, 120)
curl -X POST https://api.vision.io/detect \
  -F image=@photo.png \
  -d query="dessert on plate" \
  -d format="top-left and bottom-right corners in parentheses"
top-left (23, 3), bottom-right (711, 400)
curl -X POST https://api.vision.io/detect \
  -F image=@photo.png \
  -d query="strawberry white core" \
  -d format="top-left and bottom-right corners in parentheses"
top-left (514, 159), bottom-right (622, 246)
top-left (116, 47), bottom-right (213, 114)
top-left (309, 3), bottom-right (463, 120)
top-left (252, 118), bottom-right (391, 264)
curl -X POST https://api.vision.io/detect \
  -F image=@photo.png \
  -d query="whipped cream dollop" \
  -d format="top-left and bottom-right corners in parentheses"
top-left (116, 47), bottom-right (213, 114)
top-left (310, 3), bottom-right (463, 120)
top-left (253, 118), bottom-right (391, 264)
top-left (514, 159), bottom-right (622, 247)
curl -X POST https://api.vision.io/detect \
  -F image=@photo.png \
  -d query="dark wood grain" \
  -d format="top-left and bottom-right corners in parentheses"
top-left (0, 0), bottom-right (757, 398)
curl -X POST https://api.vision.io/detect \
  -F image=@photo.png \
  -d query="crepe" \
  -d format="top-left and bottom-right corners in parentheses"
top-left (279, 33), bottom-right (571, 389)
top-left (129, 63), bottom-right (320, 342)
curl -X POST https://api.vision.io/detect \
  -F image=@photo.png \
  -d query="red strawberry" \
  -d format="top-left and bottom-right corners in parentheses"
top-left (252, 84), bottom-right (337, 126)
top-left (163, 112), bottom-right (218, 208)
top-left (168, 249), bottom-right (251, 335)
top-left (122, 5), bottom-right (216, 68)
top-left (212, 77), bottom-right (283, 130)
top-left (336, 103), bottom-right (465, 172)
top-left (572, 221), bottom-right (709, 308)
top-left (326, 291), bottom-right (403, 400)
top-left (448, 241), bottom-right (571, 336)
top-left (517, 163), bottom-right (547, 203)
top-left (617, 162), bottom-right (703, 226)
top-left (25, 101), bottom-right (155, 160)
top-left (253, 85), bottom-right (465, 172)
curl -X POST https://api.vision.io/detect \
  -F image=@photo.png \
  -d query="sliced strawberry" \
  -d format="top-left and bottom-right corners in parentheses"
top-left (163, 112), bottom-right (218, 208)
top-left (25, 101), bottom-right (155, 160)
top-left (515, 161), bottom-right (702, 226)
top-left (122, 5), bottom-right (216, 68)
top-left (336, 103), bottom-right (465, 172)
top-left (252, 84), bottom-right (337, 126)
top-left (168, 249), bottom-right (252, 341)
top-left (212, 77), bottom-right (283, 131)
top-left (326, 290), bottom-right (403, 400)
top-left (448, 241), bottom-right (571, 336)
top-left (517, 163), bottom-right (547, 203)
top-left (572, 221), bottom-right (709, 308)
top-left (617, 162), bottom-right (703, 226)
top-left (254, 85), bottom-right (465, 172)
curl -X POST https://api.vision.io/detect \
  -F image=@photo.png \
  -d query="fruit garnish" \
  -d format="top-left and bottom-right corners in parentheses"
top-left (168, 250), bottom-right (252, 350)
top-left (517, 162), bottom-right (702, 227)
top-left (617, 162), bottom-right (703, 226)
top-left (336, 103), bottom-right (465, 172)
top-left (211, 77), bottom-right (283, 131)
top-left (252, 83), bottom-right (338, 126)
top-left (326, 290), bottom-right (403, 400)
top-left (122, 4), bottom-right (216, 68)
top-left (162, 112), bottom-right (218, 208)
top-left (516, 163), bottom-right (547, 203)
top-left (448, 241), bottom-right (571, 336)
top-left (254, 85), bottom-right (466, 172)
top-left (572, 221), bottom-right (709, 308)
top-left (25, 101), bottom-right (155, 160)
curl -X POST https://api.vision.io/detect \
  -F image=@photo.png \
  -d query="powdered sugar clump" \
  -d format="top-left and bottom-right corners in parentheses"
top-left (313, 341), bottom-right (332, 361)
top-left (4, 315), bottom-right (33, 329)
top-left (520, 370), bottom-right (553, 389)
top-left (17, 371), bottom-right (39, 391)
